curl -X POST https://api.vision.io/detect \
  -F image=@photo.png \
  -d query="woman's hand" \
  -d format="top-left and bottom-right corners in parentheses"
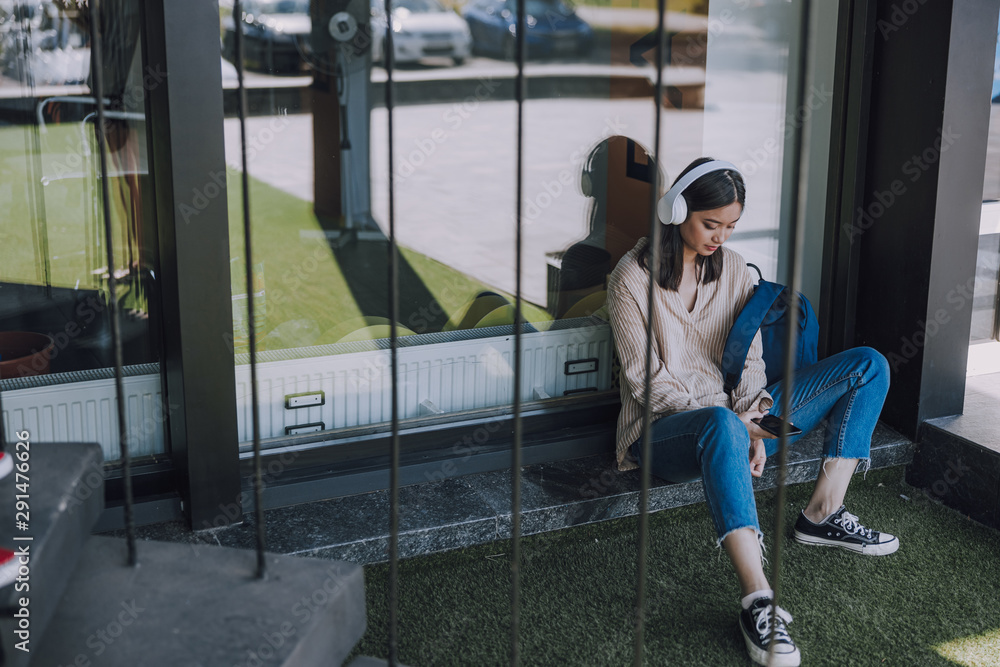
top-left (737, 408), bottom-right (771, 441)
top-left (748, 438), bottom-right (766, 477)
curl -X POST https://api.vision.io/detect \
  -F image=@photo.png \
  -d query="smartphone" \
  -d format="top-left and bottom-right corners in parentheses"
top-left (752, 414), bottom-right (803, 437)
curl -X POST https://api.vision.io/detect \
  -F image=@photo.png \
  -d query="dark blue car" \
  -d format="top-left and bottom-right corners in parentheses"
top-left (461, 0), bottom-right (593, 60)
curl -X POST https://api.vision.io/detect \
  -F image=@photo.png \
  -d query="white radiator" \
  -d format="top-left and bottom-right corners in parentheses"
top-left (234, 320), bottom-right (613, 442)
top-left (2, 370), bottom-right (166, 462)
top-left (1, 320), bottom-right (613, 454)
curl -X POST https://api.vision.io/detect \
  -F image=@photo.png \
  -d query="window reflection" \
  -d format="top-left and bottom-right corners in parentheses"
top-left (224, 0), bottom-right (812, 444)
top-left (0, 0), bottom-right (163, 462)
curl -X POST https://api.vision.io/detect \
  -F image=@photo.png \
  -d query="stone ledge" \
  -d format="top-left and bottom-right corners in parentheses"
top-left (103, 424), bottom-right (913, 567)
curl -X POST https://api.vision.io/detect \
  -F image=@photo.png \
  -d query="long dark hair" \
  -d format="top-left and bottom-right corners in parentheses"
top-left (639, 157), bottom-right (746, 290)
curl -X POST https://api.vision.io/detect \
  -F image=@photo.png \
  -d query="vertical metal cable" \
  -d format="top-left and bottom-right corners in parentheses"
top-left (233, 0), bottom-right (268, 579)
top-left (384, 2), bottom-right (401, 663)
top-left (632, 1), bottom-right (667, 664)
top-left (767, 0), bottom-right (812, 660)
top-left (89, 0), bottom-right (136, 567)
top-left (509, 0), bottom-right (526, 663)
top-left (17, 7), bottom-right (51, 294)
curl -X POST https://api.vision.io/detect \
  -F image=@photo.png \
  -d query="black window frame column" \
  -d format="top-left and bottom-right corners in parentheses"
top-left (824, 0), bottom-right (1000, 439)
top-left (819, 0), bottom-right (876, 356)
top-left (142, 0), bottom-right (242, 529)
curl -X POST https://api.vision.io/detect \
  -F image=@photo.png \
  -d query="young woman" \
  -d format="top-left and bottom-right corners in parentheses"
top-left (606, 157), bottom-right (898, 667)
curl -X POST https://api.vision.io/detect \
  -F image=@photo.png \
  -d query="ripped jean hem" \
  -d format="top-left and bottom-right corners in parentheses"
top-left (716, 525), bottom-right (765, 551)
top-left (821, 456), bottom-right (872, 480)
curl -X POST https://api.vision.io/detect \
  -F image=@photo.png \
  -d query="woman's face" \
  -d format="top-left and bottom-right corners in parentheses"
top-left (678, 201), bottom-right (743, 258)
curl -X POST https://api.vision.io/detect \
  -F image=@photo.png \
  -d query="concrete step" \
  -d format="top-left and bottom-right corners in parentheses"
top-left (0, 441), bottom-right (104, 667)
top-left (32, 536), bottom-right (366, 667)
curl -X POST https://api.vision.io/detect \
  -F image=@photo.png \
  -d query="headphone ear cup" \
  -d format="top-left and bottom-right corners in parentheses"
top-left (671, 194), bottom-right (688, 225)
top-left (581, 171), bottom-right (592, 197)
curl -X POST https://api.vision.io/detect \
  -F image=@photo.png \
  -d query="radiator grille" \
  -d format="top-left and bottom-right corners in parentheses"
top-left (0, 325), bottom-right (612, 453)
top-left (2, 373), bottom-right (166, 462)
top-left (234, 325), bottom-right (613, 442)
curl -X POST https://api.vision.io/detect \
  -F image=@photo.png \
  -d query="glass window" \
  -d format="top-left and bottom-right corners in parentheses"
top-left (220, 0), bottom-right (831, 448)
top-left (966, 14), bottom-right (1000, 372)
top-left (0, 0), bottom-right (165, 463)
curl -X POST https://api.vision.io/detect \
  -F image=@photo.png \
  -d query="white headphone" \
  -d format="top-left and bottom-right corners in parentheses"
top-left (656, 160), bottom-right (741, 225)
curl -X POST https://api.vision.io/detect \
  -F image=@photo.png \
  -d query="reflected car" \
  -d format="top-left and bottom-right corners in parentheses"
top-left (0, 3), bottom-right (89, 86)
top-left (222, 0), bottom-right (312, 73)
top-left (461, 0), bottom-right (592, 60)
top-left (370, 0), bottom-right (472, 66)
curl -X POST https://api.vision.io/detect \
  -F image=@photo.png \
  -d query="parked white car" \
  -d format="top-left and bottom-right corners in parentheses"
top-left (370, 0), bottom-right (472, 66)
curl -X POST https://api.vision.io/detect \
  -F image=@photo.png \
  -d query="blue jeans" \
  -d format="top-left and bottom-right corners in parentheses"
top-left (630, 347), bottom-right (890, 543)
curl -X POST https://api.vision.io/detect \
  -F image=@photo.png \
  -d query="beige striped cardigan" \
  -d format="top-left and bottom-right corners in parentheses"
top-left (607, 238), bottom-right (773, 471)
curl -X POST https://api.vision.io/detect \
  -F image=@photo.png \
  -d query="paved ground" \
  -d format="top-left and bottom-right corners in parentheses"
top-left (225, 64), bottom-right (789, 305)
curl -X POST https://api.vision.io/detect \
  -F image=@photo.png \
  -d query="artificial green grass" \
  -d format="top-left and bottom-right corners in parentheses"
top-left (1, 123), bottom-right (132, 289)
top-left (352, 467), bottom-right (1000, 666)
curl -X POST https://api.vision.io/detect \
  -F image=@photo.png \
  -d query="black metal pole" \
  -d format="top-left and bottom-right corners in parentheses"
top-left (233, 0), bottom-right (268, 579)
top-left (633, 1), bottom-right (666, 663)
top-left (767, 0), bottom-right (812, 660)
top-left (509, 0), bottom-right (526, 663)
top-left (90, 0), bottom-right (137, 567)
top-left (385, 2), bottom-right (401, 663)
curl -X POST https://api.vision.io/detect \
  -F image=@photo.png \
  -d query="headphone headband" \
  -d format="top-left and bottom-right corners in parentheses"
top-left (657, 159), bottom-right (741, 225)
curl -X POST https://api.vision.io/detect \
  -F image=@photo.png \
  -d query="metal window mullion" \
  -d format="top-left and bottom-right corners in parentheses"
top-left (633, 1), bottom-right (667, 664)
top-left (232, 0), bottom-right (269, 579)
top-left (90, 0), bottom-right (137, 567)
top-left (767, 0), bottom-right (813, 660)
top-left (385, 4), bottom-right (401, 664)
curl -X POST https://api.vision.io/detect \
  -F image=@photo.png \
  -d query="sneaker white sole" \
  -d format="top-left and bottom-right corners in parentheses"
top-left (741, 630), bottom-right (801, 667)
top-left (793, 530), bottom-right (899, 555)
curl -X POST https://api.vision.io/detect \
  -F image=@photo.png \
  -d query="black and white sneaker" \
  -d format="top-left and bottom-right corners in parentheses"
top-left (739, 597), bottom-right (801, 667)
top-left (793, 505), bottom-right (899, 555)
